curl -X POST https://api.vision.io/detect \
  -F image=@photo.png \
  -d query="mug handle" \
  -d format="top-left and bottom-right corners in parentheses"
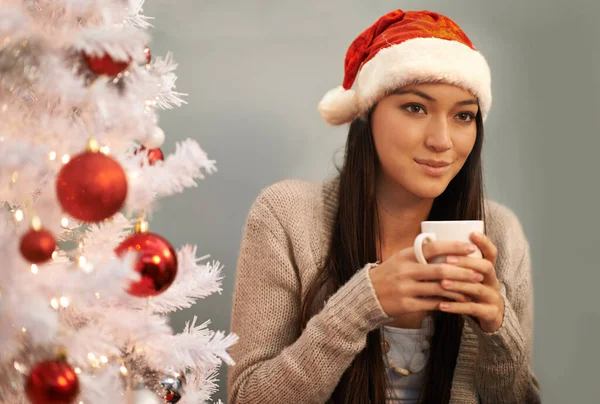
top-left (414, 232), bottom-right (437, 264)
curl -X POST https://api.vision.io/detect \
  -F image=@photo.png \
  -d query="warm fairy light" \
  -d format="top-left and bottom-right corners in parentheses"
top-left (14, 361), bottom-right (27, 373)
top-left (74, 367), bottom-right (82, 374)
top-left (31, 216), bottom-right (41, 231)
top-left (88, 352), bottom-right (99, 367)
top-left (145, 99), bottom-right (153, 107)
top-left (129, 171), bottom-right (140, 180)
top-left (61, 154), bottom-right (70, 164)
top-left (61, 217), bottom-right (69, 228)
top-left (50, 298), bottom-right (59, 310)
top-left (59, 296), bottom-right (70, 308)
top-left (100, 146), bottom-right (110, 155)
top-left (21, 327), bottom-right (26, 333)
top-left (120, 365), bottom-right (128, 375)
top-left (11, 171), bottom-right (18, 183)
top-left (78, 256), bottom-right (94, 273)
top-left (30, 264), bottom-right (38, 274)
top-left (52, 251), bottom-right (58, 259)
top-left (49, 151), bottom-right (57, 160)
top-left (14, 209), bottom-right (23, 222)
top-left (100, 356), bottom-right (108, 364)
top-left (95, 292), bottom-right (101, 299)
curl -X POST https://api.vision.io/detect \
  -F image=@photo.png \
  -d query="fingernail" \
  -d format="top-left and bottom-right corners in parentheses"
top-left (475, 273), bottom-right (484, 282)
top-left (440, 302), bottom-right (450, 310)
top-left (467, 245), bottom-right (477, 253)
top-left (446, 255), bottom-right (458, 264)
top-left (442, 279), bottom-right (453, 287)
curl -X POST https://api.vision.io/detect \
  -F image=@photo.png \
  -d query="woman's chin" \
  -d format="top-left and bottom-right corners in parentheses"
top-left (410, 180), bottom-right (449, 200)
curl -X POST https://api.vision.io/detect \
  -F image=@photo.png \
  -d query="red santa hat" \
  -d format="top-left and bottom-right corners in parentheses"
top-left (318, 10), bottom-right (492, 125)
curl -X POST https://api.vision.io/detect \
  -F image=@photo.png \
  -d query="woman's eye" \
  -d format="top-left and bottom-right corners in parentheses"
top-left (403, 104), bottom-right (426, 114)
top-left (456, 112), bottom-right (475, 122)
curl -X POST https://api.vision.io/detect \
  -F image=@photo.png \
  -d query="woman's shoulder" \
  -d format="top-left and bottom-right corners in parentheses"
top-left (484, 199), bottom-right (529, 262)
top-left (246, 178), bottom-right (335, 231)
top-left (484, 200), bottom-right (526, 236)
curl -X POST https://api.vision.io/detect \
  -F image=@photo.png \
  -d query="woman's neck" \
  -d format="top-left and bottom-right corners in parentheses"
top-left (375, 179), bottom-right (433, 260)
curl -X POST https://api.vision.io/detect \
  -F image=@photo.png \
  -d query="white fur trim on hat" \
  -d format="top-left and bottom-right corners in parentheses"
top-left (319, 37), bottom-right (492, 125)
top-left (318, 85), bottom-right (359, 126)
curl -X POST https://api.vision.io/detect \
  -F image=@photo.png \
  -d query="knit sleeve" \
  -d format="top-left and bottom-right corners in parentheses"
top-left (227, 200), bottom-right (390, 404)
top-left (466, 209), bottom-right (541, 403)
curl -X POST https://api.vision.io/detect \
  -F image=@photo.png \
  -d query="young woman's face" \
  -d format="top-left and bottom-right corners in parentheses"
top-left (371, 83), bottom-right (479, 200)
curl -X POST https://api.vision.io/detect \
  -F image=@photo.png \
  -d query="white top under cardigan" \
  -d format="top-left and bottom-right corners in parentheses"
top-left (383, 316), bottom-right (435, 403)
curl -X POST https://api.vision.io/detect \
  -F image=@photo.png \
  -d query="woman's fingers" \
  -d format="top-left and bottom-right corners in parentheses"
top-left (445, 255), bottom-right (499, 288)
top-left (410, 281), bottom-right (471, 302)
top-left (420, 240), bottom-right (478, 262)
top-left (470, 232), bottom-right (498, 265)
top-left (409, 263), bottom-right (484, 283)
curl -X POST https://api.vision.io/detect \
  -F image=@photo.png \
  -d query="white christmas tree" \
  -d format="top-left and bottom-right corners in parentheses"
top-left (0, 1), bottom-right (238, 403)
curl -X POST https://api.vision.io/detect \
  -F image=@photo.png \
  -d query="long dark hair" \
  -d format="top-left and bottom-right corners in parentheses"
top-left (300, 108), bottom-right (485, 403)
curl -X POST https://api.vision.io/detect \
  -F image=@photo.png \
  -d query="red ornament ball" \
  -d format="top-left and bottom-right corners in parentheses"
top-left (85, 52), bottom-right (130, 76)
top-left (135, 146), bottom-right (164, 166)
top-left (56, 151), bottom-right (128, 223)
top-left (143, 46), bottom-right (152, 64)
top-left (20, 228), bottom-right (56, 264)
top-left (115, 232), bottom-right (178, 297)
top-left (25, 359), bottom-right (80, 404)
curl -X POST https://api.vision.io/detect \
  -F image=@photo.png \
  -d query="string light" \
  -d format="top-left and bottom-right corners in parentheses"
top-left (74, 367), bottom-right (82, 374)
top-left (50, 298), bottom-right (59, 310)
top-left (48, 151), bottom-right (57, 160)
top-left (100, 146), bottom-right (110, 155)
top-left (59, 296), bottom-right (70, 308)
top-left (11, 171), bottom-right (18, 183)
top-left (21, 327), bottom-right (26, 333)
top-left (61, 217), bottom-right (69, 228)
top-left (14, 209), bottom-right (23, 222)
top-left (88, 352), bottom-right (100, 367)
top-left (120, 366), bottom-right (128, 376)
top-left (78, 256), bottom-right (94, 273)
top-left (61, 154), bottom-right (70, 164)
top-left (31, 216), bottom-right (41, 231)
top-left (14, 361), bottom-right (27, 373)
top-left (52, 251), bottom-right (58, 259)
top-left (30, 264), bottom-right (38, 274)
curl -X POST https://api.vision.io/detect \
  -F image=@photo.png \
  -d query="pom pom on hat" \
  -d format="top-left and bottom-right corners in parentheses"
top-left (318, 85), bottom-right (359, 126)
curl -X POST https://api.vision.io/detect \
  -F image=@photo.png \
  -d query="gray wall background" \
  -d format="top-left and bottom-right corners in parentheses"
top-left (143, 1), bottom-right (599, 402)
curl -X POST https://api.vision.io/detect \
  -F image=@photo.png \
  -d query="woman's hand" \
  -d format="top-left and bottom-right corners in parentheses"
top-left (369, 240), bottom-right (485, 318)
top-left (438, 232), bottom-right (505, 333)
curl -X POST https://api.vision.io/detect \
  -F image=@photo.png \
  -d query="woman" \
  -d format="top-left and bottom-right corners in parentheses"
top-left (228, 10), bottom-right (540, 404)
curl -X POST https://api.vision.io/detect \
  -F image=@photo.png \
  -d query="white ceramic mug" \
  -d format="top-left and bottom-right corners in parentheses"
top-left (413, 220), bottom-right (484, 264)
